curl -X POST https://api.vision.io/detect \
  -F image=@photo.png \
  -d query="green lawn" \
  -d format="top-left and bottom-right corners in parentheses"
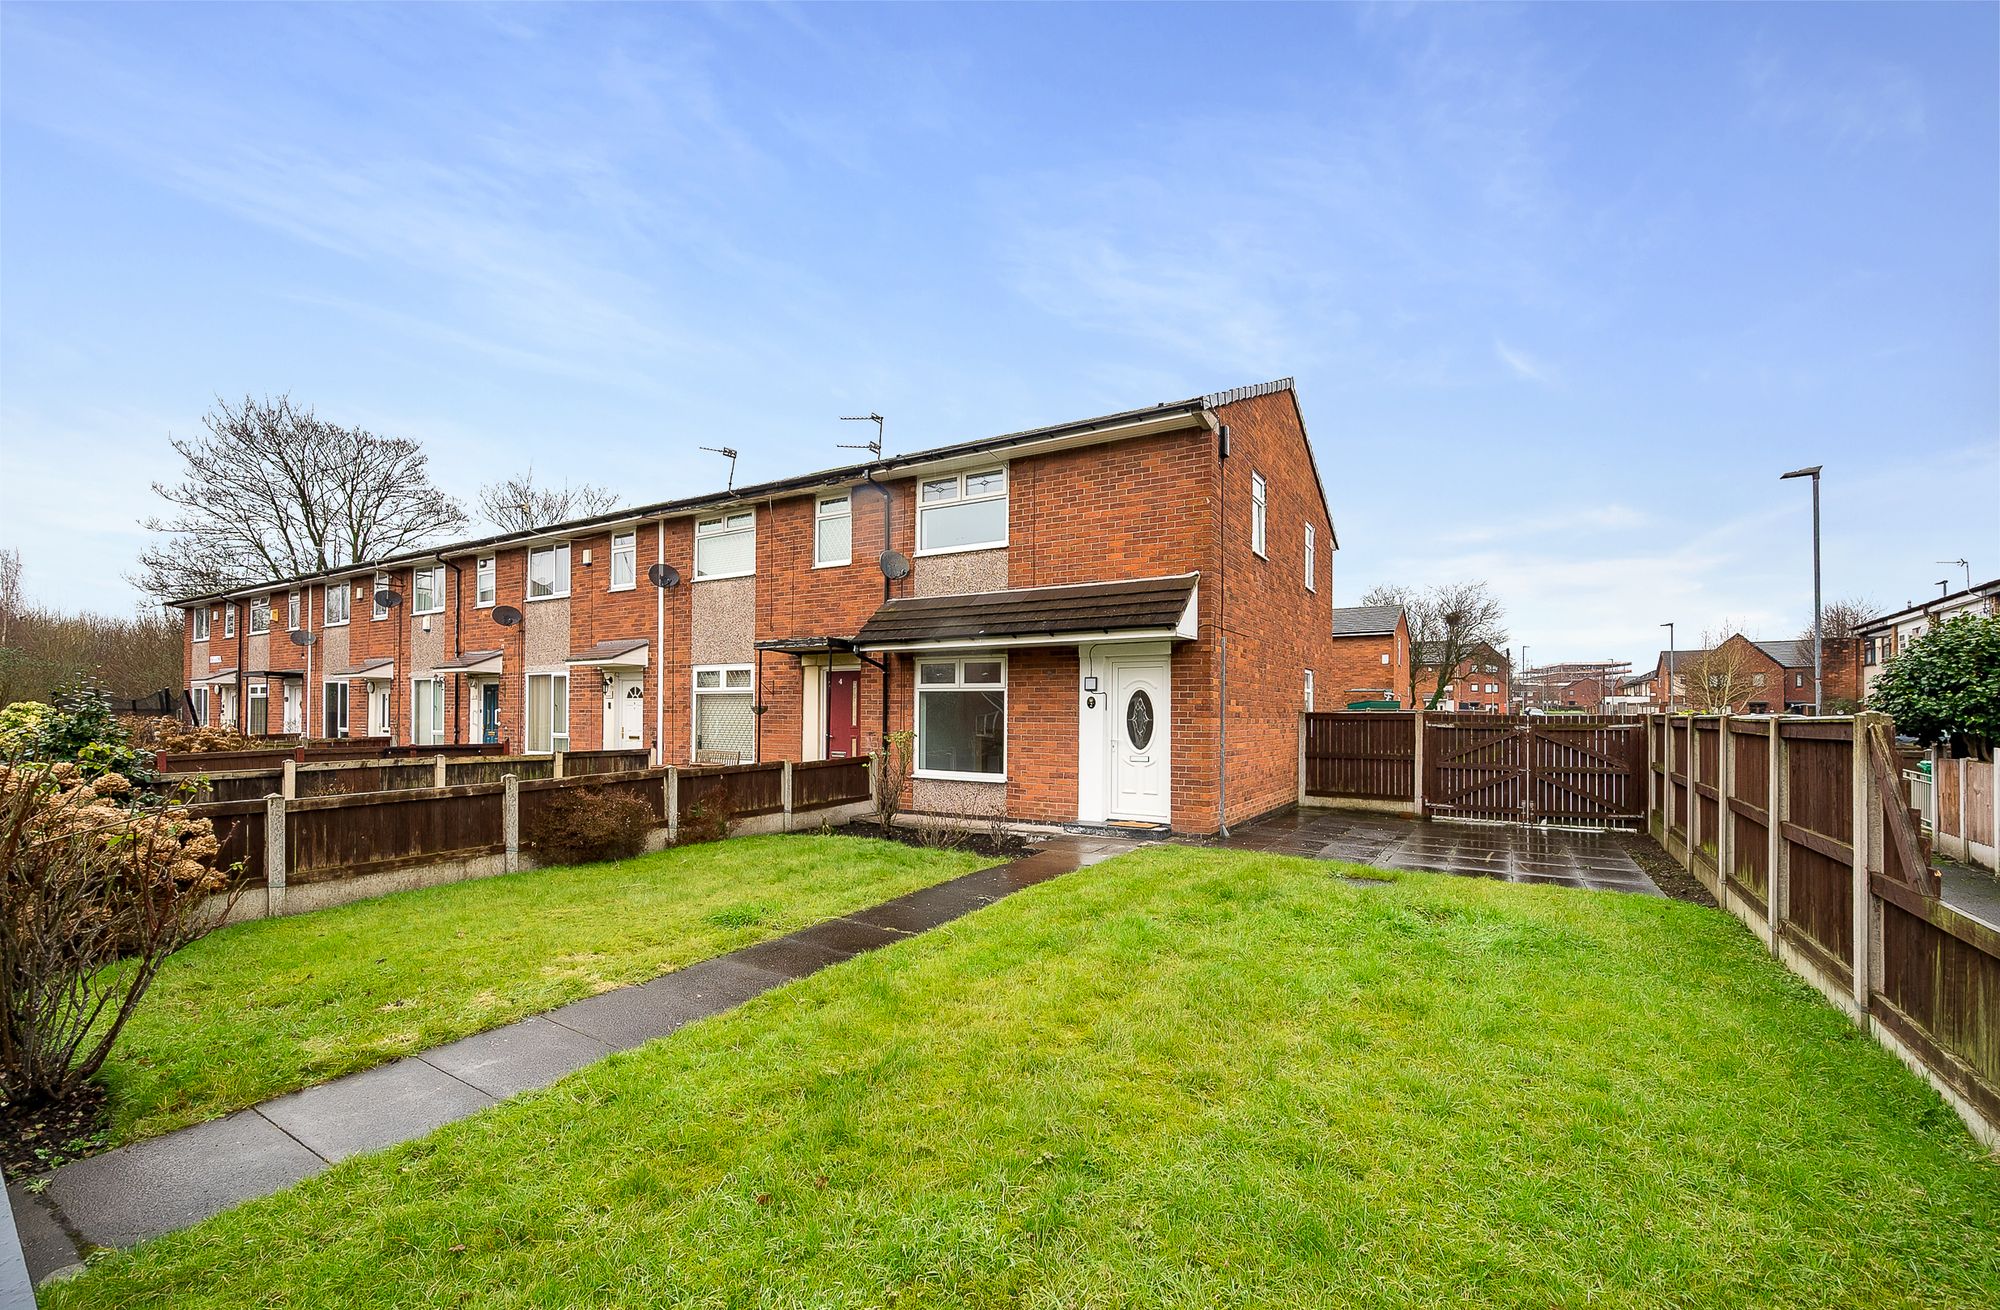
top-left (98, 834), bottom-right (985, 1145)
top-left (55, 846), bottom-right (2000, 1308)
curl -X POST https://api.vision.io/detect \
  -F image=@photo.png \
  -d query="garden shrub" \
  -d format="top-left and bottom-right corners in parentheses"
top-left (524, 786), bottom-right (655, 865)
top-left (0, 703), bottom-right (51, 756)
top-left (126, 717), bottom-right (250, 755)
top-left (1868, 613), bottom-right (2000, 758)
top-left (20, 679), bottom-right (153, 786)
top-left (0, 762), bottom-right (231, 1105)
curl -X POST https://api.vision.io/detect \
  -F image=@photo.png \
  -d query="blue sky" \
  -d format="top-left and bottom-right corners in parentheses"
top-left (2, 2), bottom-right (1995, 671)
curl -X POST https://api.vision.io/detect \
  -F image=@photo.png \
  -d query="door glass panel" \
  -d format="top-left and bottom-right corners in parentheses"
top-left (1125, 689), bottom-right (1154, 750)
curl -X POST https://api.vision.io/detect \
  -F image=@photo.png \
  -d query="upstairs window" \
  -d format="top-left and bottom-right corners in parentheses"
top-left (373, 573), bottom-right (391, 620)
top-left (412, 565), bottom-right (445, 615)
top-left (1250, 473), bottom-right (1267, 557)
top-left (917, 468), bottom-right (1007, 554)
top-left (248, 597), bottom-right (271, 635)
top-left (609, 532), bottom-right (636, 591)
top-left (287, 591), bottom-right (301, 631)
top-left (475, 556), bottom-right (496, 607)
top-left (191, 607), bottom-right (210, 642)
top-left (1304, 522), bottom-right (1316, 592)
top-left (815, 494), bottom-right (852, 567)
top-left (224, 603), bottom-right (236, 638)
top-left (324, 581), bottom-right (350, 626)
top-left (694, 512), bottom-right (756, 580)
top-left (528, 544), bottom-right (571, 599)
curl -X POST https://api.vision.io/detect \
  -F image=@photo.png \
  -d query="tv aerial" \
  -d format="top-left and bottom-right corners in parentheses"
top-left (701, 446), bottom-right (739, 491)
top-left (839, 413), bottom-right (884, 459)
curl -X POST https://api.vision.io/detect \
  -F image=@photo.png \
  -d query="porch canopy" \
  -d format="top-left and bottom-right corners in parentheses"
top-left (852, 573), bottom-right (1199, 653)
top-left (566, 638), bottom-right (648, 670)
top-left (437, 649), bottom-right (503, 675)
top-left (192, 666), bottom-right (239, 687)
top-left (329, 658), bottom-right (394, 680)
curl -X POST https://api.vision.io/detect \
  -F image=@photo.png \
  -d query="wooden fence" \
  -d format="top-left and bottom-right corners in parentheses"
top-left (191, 757), bottom-right (876, 907)
top-left (1649, 711), bottom-right (1996, 1150)
top-left (1300, 711), bottom-right (1646, 826)
top-left (177, 748), bottom-right (649, 804)
top-left (1932, 754), bottom-right (1997, 873)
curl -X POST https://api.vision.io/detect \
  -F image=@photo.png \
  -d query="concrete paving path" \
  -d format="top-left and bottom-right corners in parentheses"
top-left (7, 835), bottom-right (1136, 1285)
top-left (1203, 807), bottom-right (1661, 895)
top-left (1937, 856), bottom-right (2000, 929)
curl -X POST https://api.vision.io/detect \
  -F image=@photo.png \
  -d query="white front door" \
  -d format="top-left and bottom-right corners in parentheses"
top-left (368, 683), bottom-right (391, 738)
top-left (604, 675), bottom-right (645, 750)
top-left (281, 682), bottom-right (303, 735)
top-left (1107, 653), bottom-right (1171, 823)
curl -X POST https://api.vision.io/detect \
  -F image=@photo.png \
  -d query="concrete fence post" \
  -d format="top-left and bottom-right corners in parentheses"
top-left (552, 750), bottom-right (565, 780)
top-left (1410, 710), bottom-right (1427, 818)
top-left (665, 766), bottom-right (679, 844)
top-left (280, 758), bottom-right (297, 800)
top-left (434, 754), bottom-right (448, 789)
top-left (1717, 714), bottom-right (1735, 907)
top-left (502, 773), bottom-right (520, 874)
top-left (781, 760), bottom-right (795, 832)
top-left (1767, 716), bottom-right (1785, 955)
top-left (1296, 712), bottom-right (1307, 809)
top-left (264, 793), bottom-right (287, 915)
top-left (1849, 713), bottom-right (1880, 1011)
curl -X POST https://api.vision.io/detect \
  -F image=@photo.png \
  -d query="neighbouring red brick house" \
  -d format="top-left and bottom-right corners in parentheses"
top-left (179, 378), bottom-right (1338, 834)
top-left (1328, 604), bottom-right (1411, 708)
top-left (1413, 640), bottom-right (1511, 712)
top-left (1649, 636), bottom-right (1862, 714)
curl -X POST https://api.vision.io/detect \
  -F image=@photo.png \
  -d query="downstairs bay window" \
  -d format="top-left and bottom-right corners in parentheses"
top-left (916, 657), bottom-right (1005, 779)
top-left (526, 672), bottom-right (570, 754)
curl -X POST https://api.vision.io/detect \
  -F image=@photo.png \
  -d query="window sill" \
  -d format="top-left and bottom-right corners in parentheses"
top-left (913, 540), bottom-right (1007, 559)
top-left (525, 592), bottom-right (571, 603)
top-left (412, 608), bottom-right (444, 618)
top-left (324, 619), bottom-right (349, 628)
top-left (608, 583), bottom-right (636, 593)
top-left (813, 558), bottom-right (851, 570)
top-left (693, 570), bottom-right (755, 583)
top-left (474, 601), bottom-right (494, 610)
top-left (913, 769), bottom-right (1007, 785)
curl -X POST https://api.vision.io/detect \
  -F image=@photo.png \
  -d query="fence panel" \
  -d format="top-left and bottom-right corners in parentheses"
top-left (286, 785), bottom-right (506, 882)
top-left (188, 797), bottom-right (268, 887)
top-left (517, 771), bottom-right (668, 841)
top-left (1728, 722), bottom-right (1771, 912)
top-left (1527, 720), bottom-right (1647, 824)
top-left (1304, 712), bottom-right (1414, 801)
top-left (1693, 720), bottom-right (1722, 865)
top-left (561, 750), bottom-right (652, 778)
top-left (1668, 718), bottom-right (1691, 841)
top-left (1871, 879), bottom-right (2000, 1131)
top-left (679, 762), bottom-right (786, 819)
top-left (795, 758), bottom-right (872, 812)
top-left (1424, 717), bottom-right (1527, 821)
top-left (1781, 723), bottom-right (1855, 983)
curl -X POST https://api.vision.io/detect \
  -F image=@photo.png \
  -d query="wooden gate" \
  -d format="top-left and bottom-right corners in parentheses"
top-left (1424, 714), bottom-right (1646, 826)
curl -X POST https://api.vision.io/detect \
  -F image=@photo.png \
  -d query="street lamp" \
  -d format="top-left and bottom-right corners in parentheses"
top-left (1659, 621), bottom-right (1675, 712)
top-left (1780, 465), bottom-right (1823, 713)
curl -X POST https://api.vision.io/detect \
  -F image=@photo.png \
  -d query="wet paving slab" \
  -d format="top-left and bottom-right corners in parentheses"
top-left (1200, 808), bottom-right (1660, 895)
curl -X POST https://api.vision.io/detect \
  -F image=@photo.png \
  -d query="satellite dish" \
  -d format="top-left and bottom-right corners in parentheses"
top-left (374, 589), bottom-right (403, 610)
top-left (879, 550), bottom-right (912, 581)
top-left (647, 563), bottom-right (681, 589)
top-left (287, 629), bottom-right (317, 648)
top-left (491, 605), bottom-right (523, 628)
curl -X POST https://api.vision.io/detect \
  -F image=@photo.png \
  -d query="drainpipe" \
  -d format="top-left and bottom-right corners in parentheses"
top-left (444, 557), bottom-right (465, 744)
top-left (864, 468), bottom-right (895, 747)
top-left (655, 518), bottom-right (665, 765)
top-left (1215, 420), bottom-right (1231, 837)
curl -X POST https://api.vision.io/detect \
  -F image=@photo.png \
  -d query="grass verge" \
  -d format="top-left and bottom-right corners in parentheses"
top-left (95, 833), bottom-right (985, 1145)
top-left (52, 845), bottom-right (2000, 1307)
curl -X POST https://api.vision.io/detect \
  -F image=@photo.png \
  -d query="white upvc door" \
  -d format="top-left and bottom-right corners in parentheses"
top-left (368, 682), bottom-right (391, 738)
top-left (1106, 652), bottom-right (1171, 823)
top-left (604, 675), bottom-right (645, 750)
top-left (281, 682), bottom-right (303, 735)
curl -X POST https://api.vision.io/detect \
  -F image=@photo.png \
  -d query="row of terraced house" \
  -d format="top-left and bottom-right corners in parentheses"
top-left (177, 379), bottom-right (1338, 835)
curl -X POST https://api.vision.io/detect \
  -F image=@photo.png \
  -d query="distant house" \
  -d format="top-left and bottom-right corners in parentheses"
top-left (1414, 639), bottom-right (1510, 713)
top-left (1329, 604), bottom-right (1411, 708)
top-left (1604, 668), bottom-right (1657, 714)
top-left (1858, 577), bottom-right (2000, 697)
top-left (1650, 636), bottom-right (1861, 714)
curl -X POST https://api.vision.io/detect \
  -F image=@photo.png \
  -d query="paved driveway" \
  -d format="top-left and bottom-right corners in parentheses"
top-left (1204, 807), bottom-right (1660, 895)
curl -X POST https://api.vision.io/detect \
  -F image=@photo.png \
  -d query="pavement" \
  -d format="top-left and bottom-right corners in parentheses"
top-left (1201, 807), bottom-right (1661, 895)
top-left (7, 835), bottom-right (1136, 1286)
top-left (1937, 856), bottom-right (2000, 929)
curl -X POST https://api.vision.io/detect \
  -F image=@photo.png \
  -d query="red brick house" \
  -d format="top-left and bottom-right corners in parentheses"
top-left (1328, 604), bottom-right (1411, 708)
top-left (1649, 636), bottom-right (1862, 714)
top-left (1413, 640), bottom-right (1511, 712)
top-left (179, 379), bottom-right (1337, 834)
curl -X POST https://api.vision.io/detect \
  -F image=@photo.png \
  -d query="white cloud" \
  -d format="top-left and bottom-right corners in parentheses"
top-left (1494, 339), bottom-right (1556, 385)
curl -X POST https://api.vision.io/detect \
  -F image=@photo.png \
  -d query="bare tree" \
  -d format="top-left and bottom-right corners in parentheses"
top-left (135, 395), bottom-right (467, 600)
top-left (1392, 582), bottom-right (1508, 709)
top-left (1675, 629), bottom-right (1762, 713)
top-left (1797, 596), bottom-right (1878, 647)
top-left (478, 469), bottom-right (621, 532)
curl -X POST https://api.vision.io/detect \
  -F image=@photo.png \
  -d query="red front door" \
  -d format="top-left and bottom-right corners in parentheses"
top-left (826, 671), bottom-right (862, 758)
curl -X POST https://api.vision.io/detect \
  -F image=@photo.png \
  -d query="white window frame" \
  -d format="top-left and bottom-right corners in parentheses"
top-left (693, 512), bottom-right (757, 581)
top-left (814, 494), bottom-right (852, 568)
top-left (609, 532), bottom-right (637, 592)
top-left (691, 663), bottom-right (756, 763)
top-left (191, 607), bottom-right (210, 641)
top-left (189, 685), bottom-right (208, 726)
top-left (527, 544), bottom-right (572, 600)
top-left (412, 565), bottom-right (445, 616)
top-left (373, 572), bottom-right (391, 621)
top-left (475, 556), bottom-right (496, 608)
top-left (411, 676), bottom-right (446, 746)
top-left (248, 596), bottom-right (272, 635)
top-left (247, 682), bottom-right (269, 735)
top-left (525, 672), bottom-right (571, 754)
top-left (914, 655), bottom-right (1007, 782)
top-left (1304, 522), bottom-right (1316, 592)
top-left (324, 580), bottom-right (349, 626)
top-left (915, 467), bottom-right (1009, 557)
top-left (1250, 472), bottom-right (1267, 558)
top-left (1305, 669), bottom-right (1315, 712)
top-left (223, 603), bottom-right (236, 638)
top-left (324, 680), bottom-right (350, 738)
top-left (287, 591), bottom-right (302, 632)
